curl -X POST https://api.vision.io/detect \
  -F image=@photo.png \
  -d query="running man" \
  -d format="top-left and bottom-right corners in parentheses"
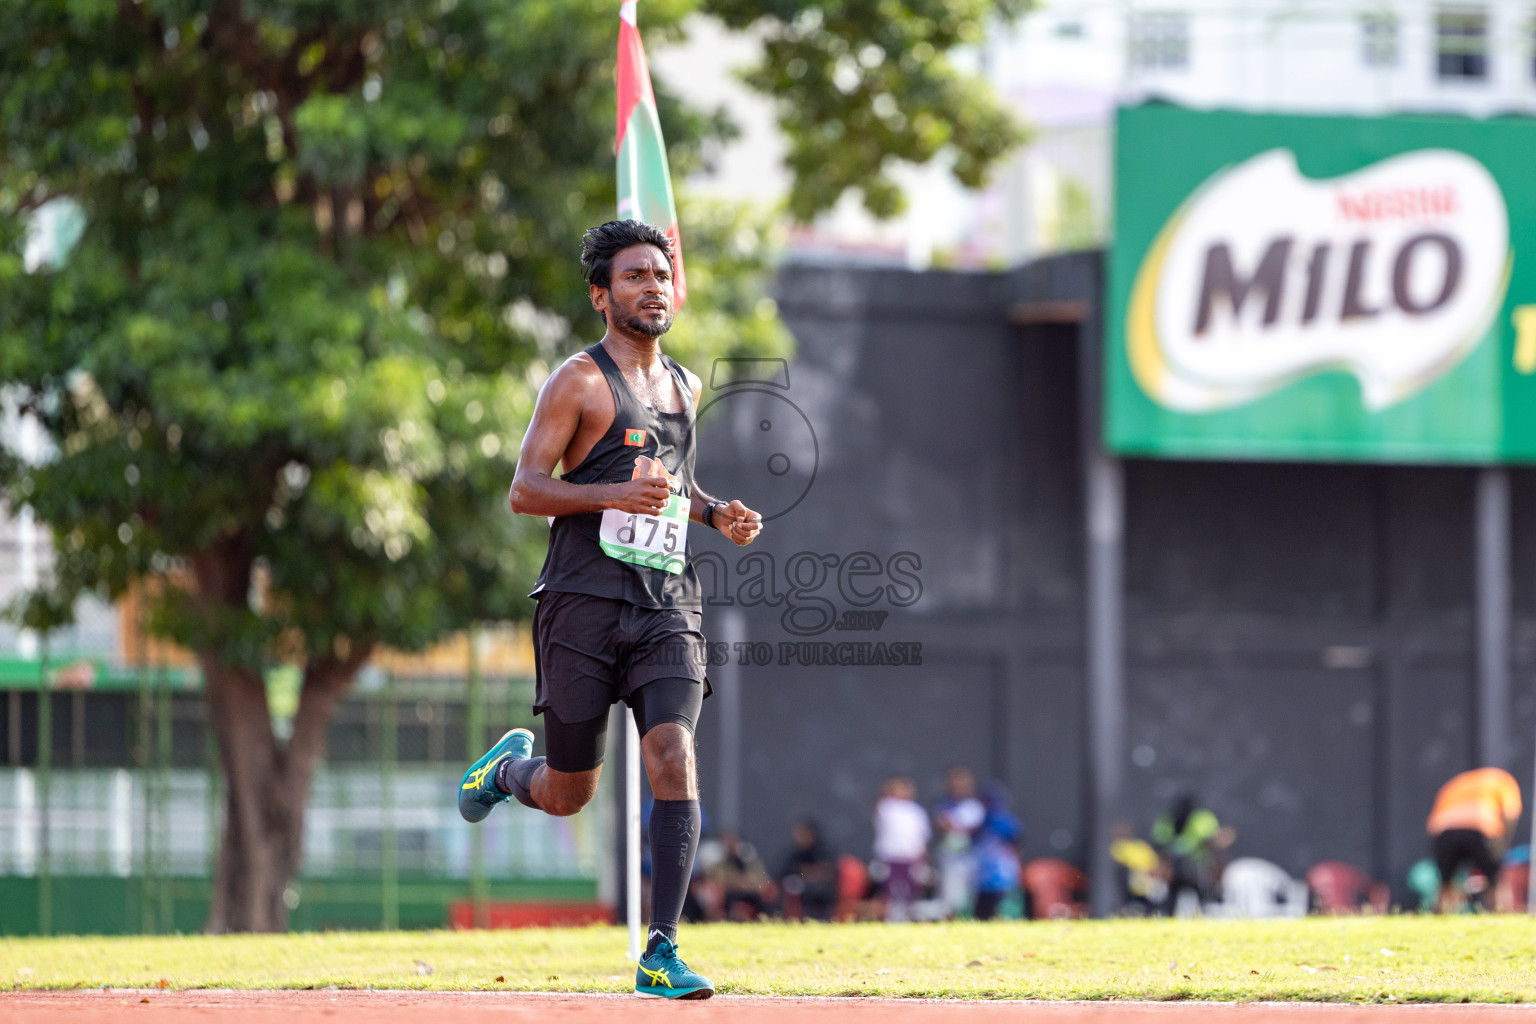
top-left (458, 220), bottom-right (762, 999)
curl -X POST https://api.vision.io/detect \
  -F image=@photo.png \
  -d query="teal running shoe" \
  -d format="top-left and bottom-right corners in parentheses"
top-left (635, 937), bottom-right (714, 999)
top-left (458, 728), bottom-right (533, 823)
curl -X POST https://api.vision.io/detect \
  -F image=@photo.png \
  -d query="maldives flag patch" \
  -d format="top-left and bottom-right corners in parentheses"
top-left (624, 428), bottom-right (647, 447)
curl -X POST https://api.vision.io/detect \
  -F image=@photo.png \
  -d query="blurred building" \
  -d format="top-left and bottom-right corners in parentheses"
top-left (659, 1), bottom-right (1536, 267)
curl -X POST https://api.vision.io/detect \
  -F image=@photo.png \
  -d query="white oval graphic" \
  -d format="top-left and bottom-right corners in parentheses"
top-left (1128, 149), bottom-right (1511, 412)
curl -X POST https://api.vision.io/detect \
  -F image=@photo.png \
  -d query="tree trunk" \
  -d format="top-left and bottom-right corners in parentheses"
top-left (202, 654), bottom-right (286, 933)
top-left (193, 533), bottom-right (371, 933)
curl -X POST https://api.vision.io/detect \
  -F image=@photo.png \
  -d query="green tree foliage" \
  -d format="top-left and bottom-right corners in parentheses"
top-left (710, 0), bottom-right (1031, 219)
top-left (0, 0), bottom-right (1024, 931)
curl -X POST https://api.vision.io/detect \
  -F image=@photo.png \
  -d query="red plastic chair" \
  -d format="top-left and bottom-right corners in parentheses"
top-left (1305, 861), bottom-right (1389, 915)
top-left (834, 854), bottom-right (874, 921)
top-left (1022, 857), bottom-right (1089, 919)
top-left (1499, 862), bottom-right (1529, 913)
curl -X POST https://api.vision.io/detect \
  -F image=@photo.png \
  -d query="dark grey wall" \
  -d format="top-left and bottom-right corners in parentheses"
top-left (688, 259), bottom-right (1091, 877)
top-left (687, 252), bottom-right (1533, 907)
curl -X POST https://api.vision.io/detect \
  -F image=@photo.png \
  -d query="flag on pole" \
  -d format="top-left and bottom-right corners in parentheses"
top-left (616, 0), bottom-right (686, 307)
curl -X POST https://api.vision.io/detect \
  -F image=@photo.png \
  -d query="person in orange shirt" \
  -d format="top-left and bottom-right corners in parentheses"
top-left (1426, 767), bottom-right (1523, 912)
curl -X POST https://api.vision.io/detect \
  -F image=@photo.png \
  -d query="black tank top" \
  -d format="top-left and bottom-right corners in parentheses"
top-left (531, 342), bottom-right (702, 609)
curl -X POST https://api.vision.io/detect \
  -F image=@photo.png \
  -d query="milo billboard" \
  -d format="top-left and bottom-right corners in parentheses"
top-left (1107, 105), bottom-right (1536, 462)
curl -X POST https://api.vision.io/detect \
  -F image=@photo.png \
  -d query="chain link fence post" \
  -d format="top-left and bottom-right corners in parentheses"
top-left (37, 634), bottom-right (51, 936)
top-left (381, 670), bottom-right (398, 930)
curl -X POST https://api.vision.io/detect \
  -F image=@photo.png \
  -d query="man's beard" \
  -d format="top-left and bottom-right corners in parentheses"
top-left (622, 310), bottom-right (673, 337)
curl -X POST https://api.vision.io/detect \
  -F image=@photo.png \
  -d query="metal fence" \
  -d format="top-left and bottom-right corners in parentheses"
top-left (0, 651), bottom-right (609, 935)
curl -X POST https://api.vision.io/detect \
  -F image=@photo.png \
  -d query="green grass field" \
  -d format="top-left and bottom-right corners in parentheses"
top-left (5, 917), bottom-right (1536, 1002)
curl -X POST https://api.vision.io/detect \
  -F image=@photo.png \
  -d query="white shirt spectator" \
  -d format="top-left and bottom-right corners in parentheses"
top-left (874, 795), bottom-right (932, 862)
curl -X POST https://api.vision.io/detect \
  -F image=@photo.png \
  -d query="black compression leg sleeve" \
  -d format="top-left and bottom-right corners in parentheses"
top-left (646, 798), bottom-right (701, 953)
top-left (495, 756), bottom-right (546, 810)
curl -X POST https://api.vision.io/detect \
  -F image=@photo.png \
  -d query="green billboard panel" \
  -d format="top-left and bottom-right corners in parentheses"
top-left (1107, 105), bottom-right (1536, 463)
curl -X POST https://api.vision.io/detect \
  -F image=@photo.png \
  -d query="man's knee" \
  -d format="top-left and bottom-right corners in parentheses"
top-left (543, 791), bottom-right (593, 817)
top-left (655, 737), bottom-right (692, 772)
top-left (641, 724), bottom-right (696, 797)
top-left (644, 725), bottom-right (692, 767)
top-left (536, 768), bottom-right (600, 816)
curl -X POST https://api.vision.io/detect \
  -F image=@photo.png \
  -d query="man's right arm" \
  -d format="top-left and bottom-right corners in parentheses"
top-left (508, 361), bottom-right (672, 518)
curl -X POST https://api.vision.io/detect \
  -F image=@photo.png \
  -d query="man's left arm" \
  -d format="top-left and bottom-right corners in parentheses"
top-left (686, 368), bottom-right (763, 547)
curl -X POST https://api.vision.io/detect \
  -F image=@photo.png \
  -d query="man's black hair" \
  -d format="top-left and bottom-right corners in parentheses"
top-left (580, 219), bottom-right (674, 291)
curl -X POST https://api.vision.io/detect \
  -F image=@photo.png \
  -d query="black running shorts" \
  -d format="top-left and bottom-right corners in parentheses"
top-left (532, 591), bottom-right (712, 772)
top-left (543, 677), bottom-right (704, 773)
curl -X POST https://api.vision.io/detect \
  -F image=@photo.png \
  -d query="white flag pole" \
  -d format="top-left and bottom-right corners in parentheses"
top-left (626, 709), bottom-right (642, 960)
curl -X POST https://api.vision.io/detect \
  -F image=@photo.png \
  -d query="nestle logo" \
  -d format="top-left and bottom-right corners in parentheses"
top-left (1336, 184), bottom-right (1457, 222)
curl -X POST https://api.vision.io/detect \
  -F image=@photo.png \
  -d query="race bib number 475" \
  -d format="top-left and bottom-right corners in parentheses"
top-left (598, 494), bottom-right (689, 574)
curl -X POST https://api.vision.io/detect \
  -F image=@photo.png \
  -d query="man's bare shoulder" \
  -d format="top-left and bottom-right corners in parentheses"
top-left (538, 349), bottom-right (608, 406)
top-left (673, 361), bottom-right (704, 402)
